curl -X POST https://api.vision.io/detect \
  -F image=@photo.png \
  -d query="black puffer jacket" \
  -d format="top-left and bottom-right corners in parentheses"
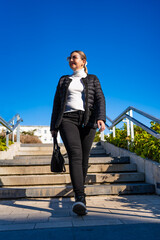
top-left (50, 74), bottom-right (106, 131)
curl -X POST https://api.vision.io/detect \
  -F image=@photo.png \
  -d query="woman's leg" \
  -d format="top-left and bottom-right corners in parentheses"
top-left (80, 127), bottom-right (96, 184)
top-left (59, 119), bottom-right (84, 197)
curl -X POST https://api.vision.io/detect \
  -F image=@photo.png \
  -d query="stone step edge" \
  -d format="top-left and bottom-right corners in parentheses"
top-left (0, 172), bottom-right (143, 178)
top-left (0, 163), bottom-right (134, 169)
top-left (16, 152), bottom-right (106, 156)
top-left (0, 168), bottom-right (137, 176)
top-left (0, 171), bottom-right (138, 177)
top-left (0, 157), bottom-right (130, 166)
top-left (0, 183), bottom-right (155, 199)
top-left (0, 182), bottom-right (147, 188)
top-left (13, 154), bottom-right (111, 159)
top-left (0, 173), bottom-right (145, 187)
top-left (19, 144), bottom-right (101, 148)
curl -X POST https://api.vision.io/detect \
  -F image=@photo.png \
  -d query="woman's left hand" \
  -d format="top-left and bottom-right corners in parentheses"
top-left (97, 120), bottom-right (106, 132)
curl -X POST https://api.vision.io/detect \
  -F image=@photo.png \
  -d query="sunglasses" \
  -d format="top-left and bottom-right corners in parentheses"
top-left (67, 55), bottom-right (81, 61)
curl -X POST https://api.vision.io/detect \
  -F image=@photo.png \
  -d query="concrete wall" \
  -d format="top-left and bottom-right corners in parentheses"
top-left (101, 141), bottom-right (160, 195)
top-left (0, 142), bottom-right (21, 160)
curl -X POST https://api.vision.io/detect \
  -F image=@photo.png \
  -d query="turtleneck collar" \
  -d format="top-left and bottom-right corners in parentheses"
top-left (71, 68), bottom-right (87, 78)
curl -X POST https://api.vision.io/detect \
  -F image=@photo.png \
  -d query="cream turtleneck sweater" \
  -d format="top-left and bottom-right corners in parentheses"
top-left (64, 68), bottom-right (87, 113)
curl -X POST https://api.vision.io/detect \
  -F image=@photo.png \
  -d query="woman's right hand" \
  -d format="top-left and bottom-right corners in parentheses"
top-left (51, 130), bottom-right (58, 138)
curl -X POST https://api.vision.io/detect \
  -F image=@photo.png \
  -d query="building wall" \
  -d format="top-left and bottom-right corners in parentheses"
top-left (0, 125), bottom-right (60, 144)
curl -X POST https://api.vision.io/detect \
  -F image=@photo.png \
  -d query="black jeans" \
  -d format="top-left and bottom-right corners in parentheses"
top-left (59, 111), bottom-right (96, 197)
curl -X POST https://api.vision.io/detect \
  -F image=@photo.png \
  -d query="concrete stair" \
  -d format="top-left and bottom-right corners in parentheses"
top-left (0, 143), bottom-right (155, 199)
top-left (0, 163), bottom-right (137, 175)
top-left (17, 143), bottom-right (107, 156)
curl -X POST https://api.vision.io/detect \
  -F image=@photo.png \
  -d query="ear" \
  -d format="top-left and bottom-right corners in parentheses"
top-left (82, 59), bottom-right (86, 66)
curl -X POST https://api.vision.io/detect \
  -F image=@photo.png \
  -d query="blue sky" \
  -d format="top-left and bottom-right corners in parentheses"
top-left (0, 0), bottom-right (160, 133)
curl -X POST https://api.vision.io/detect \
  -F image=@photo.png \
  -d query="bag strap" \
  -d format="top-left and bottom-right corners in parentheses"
top-left (53, 136), bottom-right (60, 151)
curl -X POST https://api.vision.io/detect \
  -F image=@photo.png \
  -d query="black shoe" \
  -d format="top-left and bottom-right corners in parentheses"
top-left (72, 195), bottom-right (87, 216)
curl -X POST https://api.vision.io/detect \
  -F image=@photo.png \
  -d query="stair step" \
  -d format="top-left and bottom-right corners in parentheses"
top-left (0, 183), bottom-right (155, 199)
top-left (20, 144), bottom-right (53, 147)
top-left (0, 172), bottom-right (144, 186)
top-left (17, 146), bottom-right (106, 156)
top-left (20, 143), bottom-right (101, 148)
top-left (16, 151), bottom-right (53, 156)
top-left (16, 145), bottom-right (64, 156)
top-left (90, 148), bottom-right (106, 152)
top-left (0, 156), bottom-right (130, 166)
top-left (0, 164), bottom-right (137, 175)
top-left (17, 151), bottom-right (106, 156)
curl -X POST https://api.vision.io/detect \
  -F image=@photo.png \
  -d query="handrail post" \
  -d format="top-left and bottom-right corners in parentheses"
top-left (6, 130), bottom-right (9, 148)
top-left (101, 131), bottom-right (104, 141)
top-left (130, 110), bottom-right (134, 142)
top-left (16, 115), bottom-right (20, 143)
top-left (126, 113), bottom-right (131, 137)
top-left (113, 126), bottom-right (116, 138)
top-left (126, 113), bottom-right (131, 149)
top-left (12, 120), bottom-right (14, 143)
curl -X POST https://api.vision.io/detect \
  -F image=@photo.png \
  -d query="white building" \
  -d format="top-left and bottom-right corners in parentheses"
top-left (0, 125), bottom-right (60, 144)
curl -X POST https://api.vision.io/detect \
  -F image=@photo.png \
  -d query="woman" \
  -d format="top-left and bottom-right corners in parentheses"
top-left (50, 50), bottom-right (106, 215)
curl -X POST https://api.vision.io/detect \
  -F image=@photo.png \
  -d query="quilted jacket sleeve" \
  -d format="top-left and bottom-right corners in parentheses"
top-left (50, 83), bottom-right (61, 131)
top-left (94, 76), bottom-right (106, 123)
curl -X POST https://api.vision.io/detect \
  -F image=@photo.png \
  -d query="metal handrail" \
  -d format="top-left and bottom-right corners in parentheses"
top-left (0, 117), bottom-right (13, 131)
top-left (0, 114), bottom-right (23, 147)
top-left (104, 106), bottom-right (160, 140)
top-left (8, 114), bottom-right (20, 124)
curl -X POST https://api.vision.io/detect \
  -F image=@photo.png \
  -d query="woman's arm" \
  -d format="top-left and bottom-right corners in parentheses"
top-left (94, 76), bottom-right (106, 130)
top-left (50, 83), bottom-right (61, 132)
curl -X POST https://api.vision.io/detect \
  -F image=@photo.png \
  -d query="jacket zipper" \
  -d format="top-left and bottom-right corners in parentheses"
top-left (81, 76), bottom-right (88, 126)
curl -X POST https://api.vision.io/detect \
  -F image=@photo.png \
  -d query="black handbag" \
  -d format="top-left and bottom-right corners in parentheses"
top-left (51, 136), bottom-right (66, 173)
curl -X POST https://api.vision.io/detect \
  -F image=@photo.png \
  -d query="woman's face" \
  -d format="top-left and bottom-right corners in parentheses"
top-left (68, 52), bottom-right (85, 71)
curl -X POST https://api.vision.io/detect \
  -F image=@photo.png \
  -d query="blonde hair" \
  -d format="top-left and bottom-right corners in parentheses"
top-left (70, 50), bottom-right (88, 74)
